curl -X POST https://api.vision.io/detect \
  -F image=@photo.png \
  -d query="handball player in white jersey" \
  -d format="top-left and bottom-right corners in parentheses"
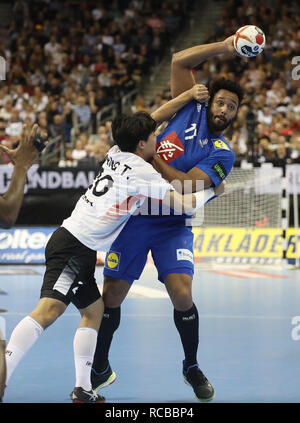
top-left (3, 85), bottom-right (224, 403)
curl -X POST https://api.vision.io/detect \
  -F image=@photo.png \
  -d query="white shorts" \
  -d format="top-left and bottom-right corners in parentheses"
top-left (0, 316), bottom-right (5, 341)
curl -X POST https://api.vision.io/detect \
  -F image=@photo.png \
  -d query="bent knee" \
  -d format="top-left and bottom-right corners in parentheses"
top-left (30, 298), bottom-right (66, 328)
top-left (170, 289), bottom-right (193, 311)
top-left (81, 298), bottom-right (104, 321)
top-left (102, 277), bottom-right (130, 307)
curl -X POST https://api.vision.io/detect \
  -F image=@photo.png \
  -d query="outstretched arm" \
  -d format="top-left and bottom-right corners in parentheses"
top-left (0, 124), bottom-right (42, 228)
top-left (171, 35), bottom-right (236, 98)
top-left (163, 181), bottom-right (226, 215)
top-left (151, 154), bottom-right (213, 189)
top-left (150, 84), bottom-right (209, 124)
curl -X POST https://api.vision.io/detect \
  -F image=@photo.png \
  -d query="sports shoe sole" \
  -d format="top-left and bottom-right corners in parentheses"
top-left (93, 370), bottom-right (117, 392)
top-left (183, 376), bottom-right (215, 403)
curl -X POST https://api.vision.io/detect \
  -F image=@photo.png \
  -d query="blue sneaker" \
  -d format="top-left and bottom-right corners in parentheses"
top-left (183, 361), bottom-right (215, 402)
top-left (91, 363), bottom-right (117, 392)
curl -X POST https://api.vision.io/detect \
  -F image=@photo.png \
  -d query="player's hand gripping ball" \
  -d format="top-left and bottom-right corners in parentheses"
top-left (234, 25), bottom-right (265, 58)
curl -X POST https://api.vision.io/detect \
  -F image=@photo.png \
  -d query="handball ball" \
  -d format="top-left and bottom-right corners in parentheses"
top-left (234, 25), bottom-right (265, 58)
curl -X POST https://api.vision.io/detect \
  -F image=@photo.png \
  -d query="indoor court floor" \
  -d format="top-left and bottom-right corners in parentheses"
top-left (1, 262), bottom-right (300, 403)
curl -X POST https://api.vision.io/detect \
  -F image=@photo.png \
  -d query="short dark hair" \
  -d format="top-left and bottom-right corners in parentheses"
top-left (208, 78), bottom-right (244, 106)
top-left (112, 111), bottom-right (157, 153)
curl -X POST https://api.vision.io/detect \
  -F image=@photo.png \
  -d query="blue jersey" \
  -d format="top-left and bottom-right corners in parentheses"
top-left (156, 99), bottom-right (235, 187)
top-left (103, 99), bottom-right (236, 284)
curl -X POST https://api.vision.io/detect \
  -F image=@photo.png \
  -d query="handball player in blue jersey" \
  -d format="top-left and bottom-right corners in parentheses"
top-left (92, 35), bottom-right (243, 402)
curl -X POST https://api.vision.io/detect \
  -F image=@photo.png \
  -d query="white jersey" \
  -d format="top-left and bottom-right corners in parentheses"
top-left (62, 146), bottom-right (173, 251)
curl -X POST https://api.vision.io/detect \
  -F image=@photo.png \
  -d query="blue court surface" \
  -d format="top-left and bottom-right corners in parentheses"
top-left (1, 262), bottom-right (300, 403)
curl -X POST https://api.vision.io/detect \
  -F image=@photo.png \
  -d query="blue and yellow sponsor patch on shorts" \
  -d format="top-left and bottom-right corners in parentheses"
top-left (105, 251), bottom-right (121, 271)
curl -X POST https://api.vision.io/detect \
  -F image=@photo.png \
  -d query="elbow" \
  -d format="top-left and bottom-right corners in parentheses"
top-left (171, 52), bottom-right (182, 67)
top-left (171, 52), bottom-right (178, 64)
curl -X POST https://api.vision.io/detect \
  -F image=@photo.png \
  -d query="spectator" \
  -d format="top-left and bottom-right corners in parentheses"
top-left (113, 34), bottom-right (126, 56)
top-left (30, 87), bottom-right (49, 114)
top-left (0, 88), bottom-right (10, 108)
top-left (58, 148), bottom-right (76, 167)
top-left (287, 95), bottom-right (300, 115)
top-left (6, 109), bottom-right (23, 138)
top-left (258, 137), bottom-right (272, 162)
top-left (192, 0), bottom-right (300, 162)
top-left (77, 143), bottom-right (99, 168)
top-left (37, 112), bottom-right (48, 134)
top-left (104, 120), bottom-right (114, 145)
top-left (44, 35), bottom-right (61, 57)
top-left (78, 132), bottom-right (89, 148)
top-left (10, 0), bottom-right (294, 166)
top-left (257, 106), bottom-right (273, 126)
top-left (98, 67), bottom-right (112, 88)
top-left (273, 144), bottom-right (289, 167)
top-left (71, 139), bottom-right (87, 163)
top-left (12, 84), bottom-right (30, 111)
top-left (89, 124), bottom-right (107, 144)
top-left (0, 99), bottom-right (14, 121)
top-left (71, 95), bottom-right (91, 130)
top-left (19, 101), bottom-right (36, 124)
top-left (93, 140), bottom-right (110, 163)
top-left (131, 95), bottom-right (149, 114)
top-left (49, 114), bottom-right (65, 140)
top-left (0, 118), bottom-right (12, 164)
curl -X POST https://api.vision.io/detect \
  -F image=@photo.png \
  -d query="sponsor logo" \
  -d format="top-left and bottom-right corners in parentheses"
top-left (105, 251), bottom-right (121, 270)
top-left (197, 103), bottom-right (202, 112)
top-left (212, 162), bottom-right (227, 180)
top-left (0, 227), bottom-right (55, 264)
top-left (213, 140), bottom-right (230, 151)
top-left (156, 131), bottom-right (184, 163)
top-left (0, 229), bottom-right (53, 250)
top-left (182, 314), bottom-right (196, 321)
top-left (176, 248), bottom-right (194, 263)
top-left (0, 165), bottom-right (96, 195)
top-left (192, 227), bottom-right (300, 258)
top-left (72, 281), bottom-right (83, 295)
top-left (241, 45), bottom-right (256, 57)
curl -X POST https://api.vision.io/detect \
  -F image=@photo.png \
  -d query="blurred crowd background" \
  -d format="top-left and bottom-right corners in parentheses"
top-left (0, 0), bottom-right (298, 168)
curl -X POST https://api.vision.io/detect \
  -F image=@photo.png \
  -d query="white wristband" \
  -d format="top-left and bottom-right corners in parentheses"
top-left (0, 316), bottom-right (6, 341)
top-left (194, 187), bottom-right (215, 210)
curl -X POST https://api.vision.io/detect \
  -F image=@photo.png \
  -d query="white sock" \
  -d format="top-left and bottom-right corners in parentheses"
top-left (73, 327), bottom-right (98, 391)
top-left (6, 316), bottom-right (43, 384)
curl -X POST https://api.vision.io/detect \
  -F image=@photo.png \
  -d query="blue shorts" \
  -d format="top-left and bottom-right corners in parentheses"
top-left (103, 214), bottom-right (194, 284)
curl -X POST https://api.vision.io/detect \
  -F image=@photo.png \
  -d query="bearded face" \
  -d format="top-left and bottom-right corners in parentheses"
top-left (207, 89), bottom-right (239, 135)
